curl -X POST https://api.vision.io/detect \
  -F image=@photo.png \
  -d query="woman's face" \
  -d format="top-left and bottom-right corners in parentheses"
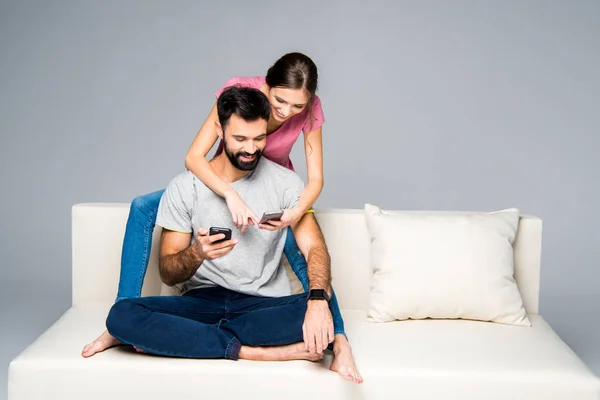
top-left (267, 87), bottom-right (310, 122)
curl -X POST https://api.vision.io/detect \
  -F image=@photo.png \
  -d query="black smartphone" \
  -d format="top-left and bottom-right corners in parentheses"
top-left (209, 227), bottom-right (232, 243)
top-left (259, 210), bottom-right (284, 224)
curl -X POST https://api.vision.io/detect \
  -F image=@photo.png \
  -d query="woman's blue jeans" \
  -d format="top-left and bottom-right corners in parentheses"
top-left (116, 190), bottom-right (346, 338)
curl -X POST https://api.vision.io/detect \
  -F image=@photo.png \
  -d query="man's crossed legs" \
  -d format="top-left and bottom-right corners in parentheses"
top-left (105, 286), bottom-right (322, 362)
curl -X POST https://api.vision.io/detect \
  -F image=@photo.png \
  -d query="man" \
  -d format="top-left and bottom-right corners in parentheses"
top-left (103, 86), bottom-right (362, 382)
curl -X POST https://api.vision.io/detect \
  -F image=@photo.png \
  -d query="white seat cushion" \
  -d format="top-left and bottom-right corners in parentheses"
top-left (9, 303), bottom-right (600, 400)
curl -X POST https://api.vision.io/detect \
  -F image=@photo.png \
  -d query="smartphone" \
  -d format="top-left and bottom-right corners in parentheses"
top-left (259, 210), bottom-right (284, 224)
top-left (209, 227), bottom-right (232, 243)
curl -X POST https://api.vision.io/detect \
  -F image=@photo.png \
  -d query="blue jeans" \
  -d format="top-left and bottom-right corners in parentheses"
top-left (116, 190), bottom-right (346, 337)
top-left (107, 287), bottom-right (308, 360)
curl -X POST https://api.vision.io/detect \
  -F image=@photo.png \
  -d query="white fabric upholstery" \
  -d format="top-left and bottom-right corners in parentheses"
top-left (69, 204), bottom-right (543, 313)
top-left (8, 203), bottom-right (600, 399)
top-left (8, 303), bottom-right (600, 399)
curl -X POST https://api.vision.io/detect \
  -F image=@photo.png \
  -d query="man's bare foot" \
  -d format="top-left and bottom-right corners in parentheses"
top-left (81, 329), bottom-right (121, 358)
top-left (330, 334), bottom-right (363, 384)
top-left (239, 342), bottom-right (324, 362)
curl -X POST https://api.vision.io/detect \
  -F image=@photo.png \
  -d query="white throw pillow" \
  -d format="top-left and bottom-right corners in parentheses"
top-left (364, 204), bottom-right (530, 327)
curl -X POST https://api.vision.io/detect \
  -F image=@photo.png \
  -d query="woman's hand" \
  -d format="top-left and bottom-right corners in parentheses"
top-left (224, 189), bottom-right (259, 233)
top-left (259, 208), bottom-right (303, 231)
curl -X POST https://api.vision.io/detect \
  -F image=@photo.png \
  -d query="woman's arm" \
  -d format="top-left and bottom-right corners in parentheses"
top-left (257, 127), bottom-right (324, 231)
top-left (296, 127), bottom-right (324, 213)
top-left (184, 103), bottom-right (232, 197)
top-left (184, 103), bottom-right (259, 231)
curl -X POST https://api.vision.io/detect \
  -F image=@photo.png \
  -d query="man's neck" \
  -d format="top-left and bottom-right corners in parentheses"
top-left (209, 153), bottom-right (253, 184)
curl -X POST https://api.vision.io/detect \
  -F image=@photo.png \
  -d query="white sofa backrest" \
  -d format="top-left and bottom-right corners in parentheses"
top-left (72, 204), bottom-right (542, 314)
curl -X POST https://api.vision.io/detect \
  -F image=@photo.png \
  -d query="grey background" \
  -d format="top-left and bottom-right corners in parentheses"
top-left (1, 0), bottom-right (599, 397)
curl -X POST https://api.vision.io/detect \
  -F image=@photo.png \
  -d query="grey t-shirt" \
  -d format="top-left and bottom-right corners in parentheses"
top-left (155, 157), bottom-right (305, 297)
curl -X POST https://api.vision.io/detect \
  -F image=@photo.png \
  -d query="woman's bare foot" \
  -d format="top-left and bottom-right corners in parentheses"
top-left (239, 342), bottom-right (324, 362)
top-left (330, 334), bottom-right (363, 384)
top-left (81, 329), bottom-right (121, 358)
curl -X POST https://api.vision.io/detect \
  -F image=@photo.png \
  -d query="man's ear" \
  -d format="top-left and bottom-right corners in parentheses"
top-left (215, 121), bottom-right (224, 140)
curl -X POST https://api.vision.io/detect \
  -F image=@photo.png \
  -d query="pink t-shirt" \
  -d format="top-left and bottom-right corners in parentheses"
top-left (214, 76), bottom-right (325, 172)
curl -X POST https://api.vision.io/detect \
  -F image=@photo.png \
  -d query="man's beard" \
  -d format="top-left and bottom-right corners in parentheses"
top-left (223, 138), bottom-right (263, 171)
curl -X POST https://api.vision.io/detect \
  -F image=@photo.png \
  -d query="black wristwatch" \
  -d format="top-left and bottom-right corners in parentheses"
top-left (307, 289), bottom-right (330, 303)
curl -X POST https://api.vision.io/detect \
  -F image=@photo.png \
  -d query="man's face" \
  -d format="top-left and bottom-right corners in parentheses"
top-left (221, 114), bottom-right (268, 171)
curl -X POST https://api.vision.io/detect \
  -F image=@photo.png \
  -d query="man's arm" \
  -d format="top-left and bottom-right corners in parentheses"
top-left (291, 212), bottom-right (335, 354)
top-left (159, 227), bottom-right (238, 287)
top-left (291, 212), bottom-right (332, 296)
top-left (158, 229), bottom-right (203, 286)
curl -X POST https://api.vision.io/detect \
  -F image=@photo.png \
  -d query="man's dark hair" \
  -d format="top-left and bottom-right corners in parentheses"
top-left (217, 86), bottom-right (271, 131)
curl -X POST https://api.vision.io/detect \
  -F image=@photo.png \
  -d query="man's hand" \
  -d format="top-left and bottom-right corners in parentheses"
top-left (193, 227), bottom-right (238, 260)
top-left (302, 299), bottom-right (334, 354)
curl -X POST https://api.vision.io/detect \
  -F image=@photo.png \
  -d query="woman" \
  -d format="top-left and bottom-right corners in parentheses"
top-left (82, 52), bottom-right (362, 384)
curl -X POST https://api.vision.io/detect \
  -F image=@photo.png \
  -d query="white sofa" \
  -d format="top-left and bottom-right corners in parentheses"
top-left (8, 203), bottom-right (600, 399)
